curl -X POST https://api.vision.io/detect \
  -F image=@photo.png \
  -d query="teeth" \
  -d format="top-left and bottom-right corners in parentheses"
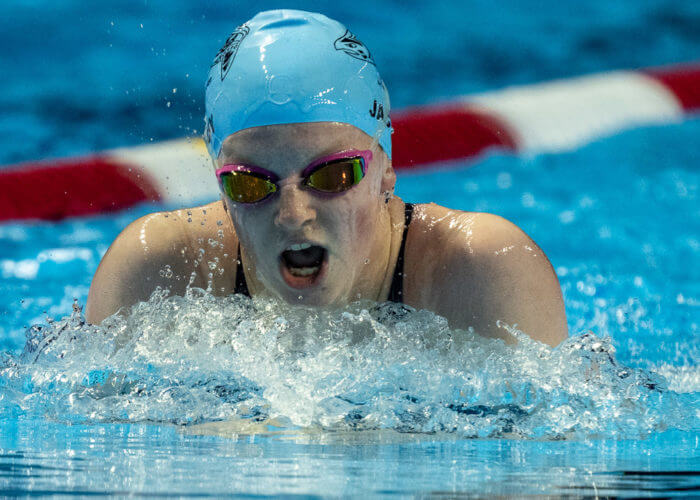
top-left (289, 266), bottom-right (319, 277)
top-left (288, 242), bottom-right (313, 251)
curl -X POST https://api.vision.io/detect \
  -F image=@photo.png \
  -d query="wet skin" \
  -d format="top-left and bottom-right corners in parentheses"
top-left (86, 122), bottom-right (568, 346)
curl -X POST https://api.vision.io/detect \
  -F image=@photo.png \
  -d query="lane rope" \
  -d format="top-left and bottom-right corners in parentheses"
top-left (1, 62), bottom-right (697, 222)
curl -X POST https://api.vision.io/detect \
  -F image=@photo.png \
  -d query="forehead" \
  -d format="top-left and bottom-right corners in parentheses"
top-left (220, 122), bottom-right (375, 173)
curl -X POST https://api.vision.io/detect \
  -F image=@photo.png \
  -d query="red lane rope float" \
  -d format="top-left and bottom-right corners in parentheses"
top-left (0, 62), bottom-right (698, 222)
top-left (646, 64), bottom-right (700, 111)
top-left (391, 106), bottom-right (516, 169)
top-left (0, 157), bottom-right (161, 221)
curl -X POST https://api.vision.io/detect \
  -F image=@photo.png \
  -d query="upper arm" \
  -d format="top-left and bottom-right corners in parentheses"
top-left (85, 211), bottom-right (193, 324)
top-left (434, 213), bottom-right (568, 347)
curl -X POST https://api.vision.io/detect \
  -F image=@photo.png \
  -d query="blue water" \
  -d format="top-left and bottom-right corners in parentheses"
top-left (1, 0), bottom-right (699, 497)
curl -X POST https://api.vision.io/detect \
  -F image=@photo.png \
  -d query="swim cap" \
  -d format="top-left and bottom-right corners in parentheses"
top-left (204, 10), bottom-right (392, 159)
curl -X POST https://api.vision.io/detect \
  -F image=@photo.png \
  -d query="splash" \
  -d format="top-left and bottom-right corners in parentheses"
top-left (0, 289), bottom-right (696, 439)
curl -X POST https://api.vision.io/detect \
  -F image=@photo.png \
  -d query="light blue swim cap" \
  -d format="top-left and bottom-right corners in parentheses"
top-left (204, 9), bottom-right (392, 159)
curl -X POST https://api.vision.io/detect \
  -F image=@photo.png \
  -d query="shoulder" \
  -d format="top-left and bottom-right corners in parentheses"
top-left (103, 201), bottom-right (232, 259)
top-left (405, 204), bottom-right (567, 346)
top-left (86, 201), bottom-right (237, 323)
top-left (407, 204), bottom-right (529, 269)
top-left (408, 204), bottom-right (546, 273)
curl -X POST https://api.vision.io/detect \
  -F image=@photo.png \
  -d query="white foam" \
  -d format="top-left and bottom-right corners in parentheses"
top-left (1, 290), bottom-right (695, 439)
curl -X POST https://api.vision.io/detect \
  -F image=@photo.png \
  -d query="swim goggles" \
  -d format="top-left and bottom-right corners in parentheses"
top-left (216, 149), bottom-right (372, 204)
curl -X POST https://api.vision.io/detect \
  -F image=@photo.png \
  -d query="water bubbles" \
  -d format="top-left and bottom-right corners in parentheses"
top-left (598, 225), bottom-right (612, 239)
top-left (158, 265), bottom-right (173, 279)
top-left (576, 280), bottom-right (596, 296)
top-left (0, 292), bottom-right (694, 439)
top-left (496, 172), bottom-right (512, 190)
top-left (463, 181), bottom-right (479, 193)
top-left (521, 192), bottom-right (535, 208)
top-left (558, 210), bottom-right (576, 224)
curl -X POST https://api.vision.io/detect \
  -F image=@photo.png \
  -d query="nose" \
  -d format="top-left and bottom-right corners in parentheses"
top-left (274, 183), bottom-right (317, 231)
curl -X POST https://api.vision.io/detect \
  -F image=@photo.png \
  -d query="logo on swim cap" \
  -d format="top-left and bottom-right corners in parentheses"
top-left (212, 24), bottom-right (250, 81)
top-left (334, 30), bottom-right (375, 65)
top-left (203, 114), bottom-right (215, 145)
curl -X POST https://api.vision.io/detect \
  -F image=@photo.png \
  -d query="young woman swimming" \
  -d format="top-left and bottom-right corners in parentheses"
top-left (86, 10), bottom-right (567, 346)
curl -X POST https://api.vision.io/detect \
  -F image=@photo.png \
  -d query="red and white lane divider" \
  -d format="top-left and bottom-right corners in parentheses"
top-left (1, 63), bottom-right (697, 222)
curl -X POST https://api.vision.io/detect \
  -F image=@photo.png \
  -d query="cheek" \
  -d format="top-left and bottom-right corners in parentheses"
top-left (230, 205), bottom-right (273, 247)
top-left (321, 189), bottom-right (382, 251)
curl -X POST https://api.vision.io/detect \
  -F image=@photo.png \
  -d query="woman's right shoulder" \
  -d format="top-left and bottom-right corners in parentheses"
top-left (121, 200), bottom-right (237, 252)
top-left (86, 201), bottom-right (237, 323)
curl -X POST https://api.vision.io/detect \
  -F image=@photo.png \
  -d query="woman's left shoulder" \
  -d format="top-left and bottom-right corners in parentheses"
top-left (408, 203), bottom-right (530, 252)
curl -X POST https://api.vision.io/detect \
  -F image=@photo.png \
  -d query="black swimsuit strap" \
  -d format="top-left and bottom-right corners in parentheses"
top-left (234, 243), bottom-right (251, 297)
top-left (387, 202), bottom-right (414, 303)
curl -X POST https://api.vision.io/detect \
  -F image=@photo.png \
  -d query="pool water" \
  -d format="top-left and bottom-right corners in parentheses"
top-left (1, 0), bottom-right (699, 497)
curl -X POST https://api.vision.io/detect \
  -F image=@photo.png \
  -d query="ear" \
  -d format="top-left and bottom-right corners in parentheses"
top-left (380, 161), bottom-right (396, 195)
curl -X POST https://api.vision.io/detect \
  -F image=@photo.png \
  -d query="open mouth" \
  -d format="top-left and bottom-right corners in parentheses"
top-left (279, 243), bottom-right (328, 289)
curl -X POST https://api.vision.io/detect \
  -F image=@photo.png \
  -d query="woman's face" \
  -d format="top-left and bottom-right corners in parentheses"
top-left (218, 122), bottom-right (394, 306)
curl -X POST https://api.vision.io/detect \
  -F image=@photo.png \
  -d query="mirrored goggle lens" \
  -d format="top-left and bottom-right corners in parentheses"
top-left (220, 172), bottom-right (277, 203)
top-left (305, 157), bottom-right (365, 193)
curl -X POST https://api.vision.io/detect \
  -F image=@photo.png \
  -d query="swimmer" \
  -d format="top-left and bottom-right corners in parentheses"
top-left (86, 10), bottom-right (567, 346)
